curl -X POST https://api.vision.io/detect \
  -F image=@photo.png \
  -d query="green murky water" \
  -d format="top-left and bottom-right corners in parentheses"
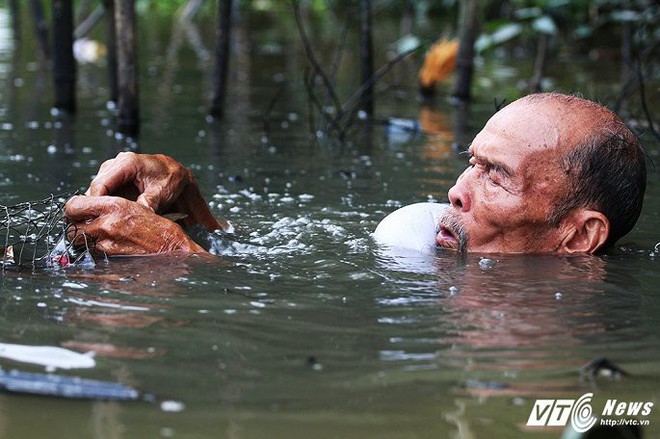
top-left (0, 5), bottom-right (658, 438)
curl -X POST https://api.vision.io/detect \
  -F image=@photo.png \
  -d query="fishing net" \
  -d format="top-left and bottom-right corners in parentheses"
top-left (0, 193), bottom-right (96, 270)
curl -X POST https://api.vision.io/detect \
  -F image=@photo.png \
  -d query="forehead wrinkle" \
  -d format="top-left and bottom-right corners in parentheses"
top-left (469, 139), bottom-right (515, 178)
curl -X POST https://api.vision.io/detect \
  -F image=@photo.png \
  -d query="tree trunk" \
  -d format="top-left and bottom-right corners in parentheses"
top-left (359, 0), bottom-right (374, 117)
top-left (114, 0), bottom-right (139, 136)
top-left (52, 0), bottom-right (76, 113)
top-left (452, 0), bottom-right (479, 103)
top-left (30, 0), bottom-right (50, 59)
top-left (9, 0), bottom-right (20, 41)
top-left (208, 0), bottom-right (233, 118)
top-left (104, 0), bottom-right (118, 104)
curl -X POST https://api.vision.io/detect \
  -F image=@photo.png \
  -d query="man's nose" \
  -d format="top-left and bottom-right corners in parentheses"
top-left (448, 177), bottom-right (471, 212)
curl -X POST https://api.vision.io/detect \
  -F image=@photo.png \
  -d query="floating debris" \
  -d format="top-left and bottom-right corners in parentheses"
top-left (160, 400), bottom-right (186, 412)
top-left (0, 245), bottom-right (14, 265)
top-left (580, 357), bottom-right (629, 382)
top-left (478, 258), bottom-right (494, 270)
top-left (385, 117), bottom-right (421, 134)
top-left (462, 379), bottom-right (509, 390)
top-left (418, 37), bottom-right (459, 99)
top-left (650, 242), bottom-right (660, 258)
top-left (51, 254), bottom-right (70, 267)
top-left (48, 235), bottom-right (97, 269)
top-left (76, 250), bottom-right (96, 269)
top-left (0, 342), bottom-right (95, 370)
top-left (339, 170), bottom-right (357, 180)
top-left (0, 368), bottom-right (142, 400)
top-left (307, 355), bottom-right (323, 371)
top-left (47, 236), bottom-right (73, 268)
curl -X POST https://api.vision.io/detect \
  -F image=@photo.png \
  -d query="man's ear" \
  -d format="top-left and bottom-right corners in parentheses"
top-left (559, 209), bottom-right (610, 254)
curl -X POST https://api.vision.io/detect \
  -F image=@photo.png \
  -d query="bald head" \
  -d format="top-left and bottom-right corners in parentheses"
top-left (516, 93), bottom-right (627, 139)
top-left (516, 93), bottom-right (647, 249)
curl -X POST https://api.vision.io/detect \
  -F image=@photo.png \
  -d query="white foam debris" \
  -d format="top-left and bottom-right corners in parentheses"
top-left (0, 342), bottom-right (96, 370)
top-left (160, 400), bottom-right (186, 412)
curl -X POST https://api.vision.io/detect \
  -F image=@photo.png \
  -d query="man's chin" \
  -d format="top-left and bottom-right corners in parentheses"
top-left (437, 243), bottom-right (467, 255)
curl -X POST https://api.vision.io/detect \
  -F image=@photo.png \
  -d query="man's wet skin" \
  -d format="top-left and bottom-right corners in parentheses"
top-left (434, 93), bottom-right (643, 255)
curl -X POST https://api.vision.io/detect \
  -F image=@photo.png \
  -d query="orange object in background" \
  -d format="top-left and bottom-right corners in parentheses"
top-left (419, 38), bottom-right (459, 98)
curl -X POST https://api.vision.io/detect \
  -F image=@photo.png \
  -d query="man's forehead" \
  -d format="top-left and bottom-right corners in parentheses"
top-left (471, 105), bottom-right (567, 159)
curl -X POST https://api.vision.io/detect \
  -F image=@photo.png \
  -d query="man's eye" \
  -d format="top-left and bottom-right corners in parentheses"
top-left (467, 157), bottom-right (503, 187)
top-left (487, 169), bottom-right (501, 185)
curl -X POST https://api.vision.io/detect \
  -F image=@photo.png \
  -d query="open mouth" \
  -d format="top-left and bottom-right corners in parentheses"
top-left (436, 210), bottom-right (468, 253)
top-left (436, 224), bottom-right (458, 249)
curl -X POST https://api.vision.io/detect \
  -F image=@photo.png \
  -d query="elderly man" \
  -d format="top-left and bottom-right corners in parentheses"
top-left (64, 92), bottom-right (646, 256)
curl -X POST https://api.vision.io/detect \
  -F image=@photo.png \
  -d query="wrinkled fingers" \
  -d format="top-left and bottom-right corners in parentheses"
top-left (86, 152), bottom-right (141, 197)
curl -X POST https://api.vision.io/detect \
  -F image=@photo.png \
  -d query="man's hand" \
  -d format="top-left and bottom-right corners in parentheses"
top-left (65, 196), bottom-right (206, 255)
top-left (85, 152), bottom-right (226, 232)
top-left (87, 152), bottom-right (192, 212)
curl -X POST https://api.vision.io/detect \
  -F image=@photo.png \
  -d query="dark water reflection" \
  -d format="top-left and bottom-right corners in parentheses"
top-left (376, 253), bottom-right (647, 380)
top-left (0, 5), bottom-right (658, 439)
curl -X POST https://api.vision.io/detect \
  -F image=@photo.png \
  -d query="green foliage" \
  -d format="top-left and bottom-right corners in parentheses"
top-left (134, 0), bottom-right (214, 15)
top-left (475, 23), bottom-right (524, 53)
top-left (135, 0), bottom-right (184, 14)
top-left (475, 0), bottom-right (658, 54)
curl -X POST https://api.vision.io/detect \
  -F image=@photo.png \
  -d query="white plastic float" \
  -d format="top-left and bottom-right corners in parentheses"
top-left (372, 202), bottom-right (448, 274)
top-left (373, 202), bottom-right (448, 255)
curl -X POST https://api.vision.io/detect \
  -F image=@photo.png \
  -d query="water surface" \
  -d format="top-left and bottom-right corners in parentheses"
top-left (0, 5), bottom-right (658, 438)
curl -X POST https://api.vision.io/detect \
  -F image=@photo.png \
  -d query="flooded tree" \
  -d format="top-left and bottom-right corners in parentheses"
top-left (208, 0), bottom-right (233, 118)
top-left (103, 0), bottom-right (118, 103)
top-left (452, 0), bottom-right (479, 103)
top-left (4, 0), bottom-right (656, 144)
top-left (52, 0), bottom-right (76, 113)
top-left (115, 0), bottom-right (139, 137)
top-left (30, 0), bottom-right (50, 60)
top-left (358, 0), bottom-right (374, 117)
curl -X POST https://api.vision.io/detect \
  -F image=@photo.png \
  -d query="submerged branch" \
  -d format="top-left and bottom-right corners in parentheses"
top-left (290, 0), bottom-right (422, 142)
top-left (303, 69), bottom-right (347, 140)
top-left (74, 4), bottom-right (104, 40)
top-left (329, 46), bottom-right (420, 136)
top-left (303, 68), bottom-right (317, 140)
top-left (291, 0), bottom-right (344, 130)
top-left (320, 10), bottom-right (350, 134)
top-left (262, 83), bottom-right (287, 140)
